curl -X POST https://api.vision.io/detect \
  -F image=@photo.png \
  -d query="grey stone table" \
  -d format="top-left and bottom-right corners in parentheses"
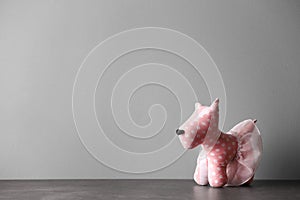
top-left (0, 180), bottom-right (299, 200)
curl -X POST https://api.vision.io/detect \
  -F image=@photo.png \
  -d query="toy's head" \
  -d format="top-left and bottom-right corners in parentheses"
top-left (175, 99), bottom-right (219, 149)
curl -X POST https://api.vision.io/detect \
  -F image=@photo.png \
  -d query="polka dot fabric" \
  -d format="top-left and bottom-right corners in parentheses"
top-left (178, 103), bottom-right (211, 149)
top-left (206, 133), bottom-right (238, 187)
top-left (177, 99), bottom-right (263, 187)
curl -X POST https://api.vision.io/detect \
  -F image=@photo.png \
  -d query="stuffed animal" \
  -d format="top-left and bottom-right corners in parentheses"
top-left (176, 98), bottom-right (263, 187)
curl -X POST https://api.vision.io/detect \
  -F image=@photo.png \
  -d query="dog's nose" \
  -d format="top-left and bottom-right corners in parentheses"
top-left (176, 129), bottom-right (185, 135)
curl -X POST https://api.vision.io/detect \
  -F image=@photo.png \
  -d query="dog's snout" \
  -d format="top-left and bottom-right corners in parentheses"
top-left (176, 129), bottom-right (185, 135)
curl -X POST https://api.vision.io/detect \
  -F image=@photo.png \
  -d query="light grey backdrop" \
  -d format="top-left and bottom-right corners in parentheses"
top-left (1, 0), bottom-right (300, 179)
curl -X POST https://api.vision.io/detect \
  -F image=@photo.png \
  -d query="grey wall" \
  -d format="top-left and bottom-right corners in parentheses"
top-left (1, 0), bottom-right (300, 179)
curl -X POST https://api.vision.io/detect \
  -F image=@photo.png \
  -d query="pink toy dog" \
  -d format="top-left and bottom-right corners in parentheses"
top-left (176, 99), bottom-right (262, 187)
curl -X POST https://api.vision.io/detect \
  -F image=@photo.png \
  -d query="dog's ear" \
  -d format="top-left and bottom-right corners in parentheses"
top-left (210, 98), bottom-right (219, 109)
top-left (195, 102), bottom-right (201, 110)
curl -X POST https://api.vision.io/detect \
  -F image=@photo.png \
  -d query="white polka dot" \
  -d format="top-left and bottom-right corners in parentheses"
top-left (191, 130), bottom-right (195, 134)
top-left (215, 180), bottom-right (219, 184)
top-left (216, 149), bottom-right (220, 152)
top-left (218, 156), bottom-right (222, 159)
top-left (216, 141), bottom-right (220, 144)
top-left (219, 175), bottom-right (223, 179)
top-left (221, 143), bottom-right (225, 147)
top-left (196, 126), bottom-right (200, 130)
top-left (201, 122), bottom-right (206, 126)
top-left (212, 172), bottom-right (216, 176)
top-left (214, 159), bottom-right (218, 163)
top-left (217, 167), bottom-right (221, 171)
top-left (210, 152), bottom-right (215, 156)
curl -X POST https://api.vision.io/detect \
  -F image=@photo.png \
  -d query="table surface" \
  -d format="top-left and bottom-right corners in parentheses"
top-left (0, 180), bottom-right (299, 200)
